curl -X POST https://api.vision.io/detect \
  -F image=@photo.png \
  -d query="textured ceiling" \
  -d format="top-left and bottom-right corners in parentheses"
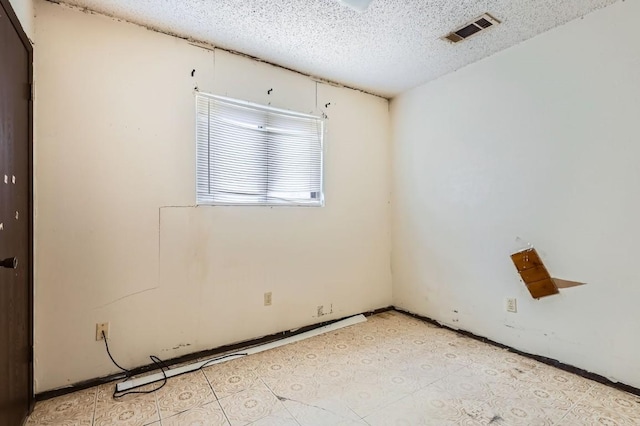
top-left (57, 0), bottom-right (617, 97)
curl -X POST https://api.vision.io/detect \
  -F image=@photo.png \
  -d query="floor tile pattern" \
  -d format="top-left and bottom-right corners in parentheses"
top-left (27, 311), bottom-right (640, 425)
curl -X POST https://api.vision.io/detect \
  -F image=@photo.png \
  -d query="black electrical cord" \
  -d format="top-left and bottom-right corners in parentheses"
top-left (102, 331), bottom-right (131, 375)
top-left (102, 330), bottom-right (168, 398)
top-left (112, 356), bottom-right (168, 399)
top-left (101, 329), bottom-right (248, 398)
top-left (149, 355), bottom-right (171, 373)
top-left (112, 353), bottom-right (248, 398)
top-left (199, 353), bottom-right (248, 370)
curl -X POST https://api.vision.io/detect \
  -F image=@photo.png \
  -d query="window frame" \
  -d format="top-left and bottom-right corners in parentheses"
top-left (195, 93), bottom-right (325, 207)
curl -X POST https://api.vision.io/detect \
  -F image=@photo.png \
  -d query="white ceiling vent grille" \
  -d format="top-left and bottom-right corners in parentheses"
top-left (442, 13), bottom-right (501, 43)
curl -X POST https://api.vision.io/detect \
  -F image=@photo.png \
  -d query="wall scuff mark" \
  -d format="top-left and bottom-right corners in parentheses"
top-left (92, 286), bottom-right (158, 310)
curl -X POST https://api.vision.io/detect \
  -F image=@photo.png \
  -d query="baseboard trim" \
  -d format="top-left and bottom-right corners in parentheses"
top-left (35, 306), bottom-right (394, 401)
top-left (393, 307), bottom-right (640, 397)
top-left (37, 304), bottom-right (637, 401)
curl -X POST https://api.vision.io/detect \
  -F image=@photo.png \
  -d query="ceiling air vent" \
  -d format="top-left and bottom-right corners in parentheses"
top-left (442, 13), bottom-right (501, 43)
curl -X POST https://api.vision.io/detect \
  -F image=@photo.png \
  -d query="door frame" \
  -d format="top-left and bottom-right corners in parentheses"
top-left (0, 0), bottom-right (34, 413)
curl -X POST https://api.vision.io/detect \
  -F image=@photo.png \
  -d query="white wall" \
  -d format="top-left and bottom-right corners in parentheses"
top-left (391, 0), bottom-right (640, 388)
top-left (8, 0), bottom-right (34, 40)
top-left (34, 0), bottom-right (391, 392)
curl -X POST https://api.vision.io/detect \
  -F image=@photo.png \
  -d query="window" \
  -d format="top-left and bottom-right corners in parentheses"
top-left (196, 93), bottom-right (324, 206)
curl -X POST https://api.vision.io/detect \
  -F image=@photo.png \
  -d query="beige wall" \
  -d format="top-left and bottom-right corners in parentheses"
top-left (391, 0), bottom-right (640, 388)
top-left (8, 0), bottom-right (33, 40)
top-left (34, 0), bottom-right (391, 392)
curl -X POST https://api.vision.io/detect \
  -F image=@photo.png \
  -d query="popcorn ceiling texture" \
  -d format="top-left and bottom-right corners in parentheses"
top-left (56, 0), bottom-right (618, 97)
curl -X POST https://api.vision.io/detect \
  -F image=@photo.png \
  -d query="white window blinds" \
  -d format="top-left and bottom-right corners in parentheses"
top-left (196, 94), bottom-right (324, 206)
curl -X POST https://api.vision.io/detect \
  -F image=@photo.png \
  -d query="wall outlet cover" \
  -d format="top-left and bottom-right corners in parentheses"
top-left (96, 322), bottom-right (110, 341)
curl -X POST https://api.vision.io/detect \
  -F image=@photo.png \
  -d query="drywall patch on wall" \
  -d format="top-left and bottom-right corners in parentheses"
top-left (391, 0), bottom-right (640, 388)
top-left (34, 0), bottom-right (391, 392)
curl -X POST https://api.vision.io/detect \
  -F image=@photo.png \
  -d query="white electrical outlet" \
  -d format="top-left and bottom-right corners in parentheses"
top-left (505, 298), bottom-right (517, 313)
top-left (264, 292), bottom-right (272, 306)
top-left (96, 322), bottom-right (110, 341)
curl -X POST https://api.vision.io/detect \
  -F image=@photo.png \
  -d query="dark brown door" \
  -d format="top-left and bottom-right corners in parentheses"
top-left (0, 0), bottom-right (33, 424)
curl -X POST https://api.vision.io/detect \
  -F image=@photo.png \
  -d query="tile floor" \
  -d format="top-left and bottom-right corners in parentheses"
top-left (27, 311), bottom-right (640, 425)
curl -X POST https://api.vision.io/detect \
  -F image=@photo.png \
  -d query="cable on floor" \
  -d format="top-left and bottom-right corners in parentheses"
top-left (102, 330), bottom-right (169, 398)
top-left (101, 330), bottom-right (248, 398)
